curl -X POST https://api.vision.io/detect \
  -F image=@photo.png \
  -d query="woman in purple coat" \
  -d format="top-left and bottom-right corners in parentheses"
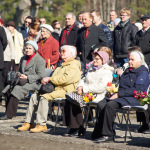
top-left (91, 48), bottom-right (149, 142)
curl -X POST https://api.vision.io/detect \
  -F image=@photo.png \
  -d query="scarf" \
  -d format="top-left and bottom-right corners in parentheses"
top-left (60, 24), bottom-right (75, 46)
top-left (92, 65), bottom-right (102, 70)
top-left (26, 53), bottom-right (36, 65)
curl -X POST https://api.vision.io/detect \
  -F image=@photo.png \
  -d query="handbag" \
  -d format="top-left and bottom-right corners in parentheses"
top-left (66, 92), bottom-right (86, 108)
top-left (38, 82), bottom-right (55, 94)
top-left (7, 71), bottom-right (17, 84)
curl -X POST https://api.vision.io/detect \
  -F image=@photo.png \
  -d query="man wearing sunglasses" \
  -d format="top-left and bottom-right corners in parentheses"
top-left (19, 16), bottom-right (33, 39)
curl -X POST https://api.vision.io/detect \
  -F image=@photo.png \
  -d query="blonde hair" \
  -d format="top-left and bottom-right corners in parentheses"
top-left (95, 46), bottom-right (112, 59)
top-left (120, 8), bottom-right (131, 16)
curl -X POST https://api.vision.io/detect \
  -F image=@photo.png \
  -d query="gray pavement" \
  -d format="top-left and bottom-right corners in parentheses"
top-left (0, 99), bottom-right (150, 150)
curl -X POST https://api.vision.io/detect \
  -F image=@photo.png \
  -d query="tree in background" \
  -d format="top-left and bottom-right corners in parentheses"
top-left (0, 0), bottom-right (150, 27)
top-left (38, 0), bottom-right (85, 26)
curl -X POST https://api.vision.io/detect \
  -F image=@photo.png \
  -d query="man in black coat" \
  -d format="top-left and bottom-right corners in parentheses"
top-left (77, 12), bottom-right (109, 65)
top-left (133, 14), bottom-right (150, 65)
top-left (91, 9), bottom-right (113, 50)
top-left (113, 8), bottom-right (138, 67)
top-left (59, 13), bottom-right (78, 47)
top-left (0, 26), bottom-right (7, 105)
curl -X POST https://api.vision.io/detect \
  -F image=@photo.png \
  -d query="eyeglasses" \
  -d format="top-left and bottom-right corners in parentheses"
top-left (25, 21), bottom-right (31, 24)
top-left (93, 57), bottom-right (101, 61)
top-left (120, 15), bottom-right (128, 17)
top-left (55, 22), bottom-right (60, 25)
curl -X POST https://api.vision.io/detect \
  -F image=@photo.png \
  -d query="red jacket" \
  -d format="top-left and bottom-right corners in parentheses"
top-left (38, 35), bottom-right (59, 68)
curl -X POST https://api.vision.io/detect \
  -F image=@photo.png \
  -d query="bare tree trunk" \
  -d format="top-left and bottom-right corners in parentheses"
top-left (99, 0), bottom-right (103, 20)
top-left (111, 0), bottom-right (116, 10)
top-left (93, 0), bottom-right (97, 9)
top-left (107, 0), bottom-right (111, 22)
top-left (103, 0), bottom-right (107, 21)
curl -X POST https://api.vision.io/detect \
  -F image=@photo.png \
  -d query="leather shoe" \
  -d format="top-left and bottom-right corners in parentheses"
top-left (94, 136), bottom-right (114, 143)
top-left (134, 124), bottom-right (149, 133)
top-left (63, 129), bottom-right (78, 137)
top-left (143, 129), bottom-right (150, 134)
top-left (0, 115), bottom-right (11, 120)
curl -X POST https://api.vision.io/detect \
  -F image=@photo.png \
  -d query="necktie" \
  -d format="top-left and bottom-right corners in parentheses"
top-left (85, 28), bottom-right (89, 40)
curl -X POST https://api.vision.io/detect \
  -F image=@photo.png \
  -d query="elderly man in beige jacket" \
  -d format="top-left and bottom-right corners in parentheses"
top-left (18, 45), bottom-right (81, 132)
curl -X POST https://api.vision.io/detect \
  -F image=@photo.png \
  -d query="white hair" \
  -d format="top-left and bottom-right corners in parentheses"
top-left (61, 45), bottom-right (77, 58)
top-left (66, 12), bottom-right (76, 20)
top-left (130, 51), bottom-right (145, 65)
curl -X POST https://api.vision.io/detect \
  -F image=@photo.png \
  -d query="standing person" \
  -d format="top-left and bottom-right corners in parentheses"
top-left (113, 8), bottom-right (138, 67)
top-left (39, 18), bottom-right (46, 25)
top-left (133, 14), bottom-right (150, 66)
top-left (77, 12), bottom-right (109, 65)
top-left (91, 9), bottom-right (113, 50)
top-left (75, 11), bottom-right (84, 28)
top-left (6, 21), bottom-right (24, 71)
top-left (0, 26), bottom-right (7, 105)
top-left (0, 19), bottom-right (15, 103)
top-left (38, 24), bottom-right (59, 70)
top-left (107, 10), bottom-right (120, 31)
top-left (59, 12), bottom-right (78, 47)
top-left (19, 16), bottom-right (33, 40)
top-left (28, 23), bottom-right (41, 42)
top-left (51, 20), bottom-right (62, 41)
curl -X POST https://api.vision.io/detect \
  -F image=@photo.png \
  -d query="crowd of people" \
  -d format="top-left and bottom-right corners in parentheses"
top-left (0, 7), bottom-right (150, 143)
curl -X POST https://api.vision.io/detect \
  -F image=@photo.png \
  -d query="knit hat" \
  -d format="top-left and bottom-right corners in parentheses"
top-left (95, 51), bottom-right (109, 64)
top-left (6, 21), bottom-right (16, 28)
top-left (25, 40), bottom-right (38, 51)
top-left (40, 24), bottom-right (54, 32)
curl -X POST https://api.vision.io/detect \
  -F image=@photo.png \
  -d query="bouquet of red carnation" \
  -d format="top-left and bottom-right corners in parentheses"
top-left (134, 90), bottom-right (150, 105)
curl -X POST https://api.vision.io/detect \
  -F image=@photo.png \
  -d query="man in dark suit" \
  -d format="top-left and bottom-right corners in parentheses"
top-left (59, 12), bottom-right (78, 47)
top-left (0, 26), bottom-right (7, 105)
top-left (133, 14), bottom-right (150, 66)
top-left (77, 12), bottom-right (109, 65)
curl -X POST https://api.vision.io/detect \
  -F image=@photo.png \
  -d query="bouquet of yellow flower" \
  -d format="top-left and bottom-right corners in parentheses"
top-left (106, 82), bottom-right (118, 94)
top-left (83, 93), bottom-right (95, 103)
top-left (134, 90), bottom-right (150, 106)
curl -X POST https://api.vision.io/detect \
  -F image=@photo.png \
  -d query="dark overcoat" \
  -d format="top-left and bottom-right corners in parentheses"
top-left (77, 24), bottom-right (109, 65)
top-left (133, 28), bottom-right (150, 64)
top-left (59, 24), bottom-right (79, 47)
top-left (113, 21), bottom-right (138, 59)
top-left (0, 26), bottom-right (7, 69)
top-left (113, 65), bottom-right (149, 106)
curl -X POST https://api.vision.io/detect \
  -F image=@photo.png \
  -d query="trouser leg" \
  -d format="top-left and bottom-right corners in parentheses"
top-left (101, 100), bottom-right (120, 136)
top-left (36, 96), bottom-right (49, 126)
top-left (0, 70), bottom-right (3, 103)
top-left (25, 93), bottom-right (39, 124)
top-left (63, 99), bottom-right (83, 129)
top-left (91, 99), bottom-right (108, 139)
top-left (136, 105), bottom-right (150, 126)
top-left (5, 95), bottom-right (19, 118)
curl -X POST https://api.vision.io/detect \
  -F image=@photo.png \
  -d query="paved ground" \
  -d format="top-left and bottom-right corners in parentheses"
top-left (0, 99), bottom-right (150, 150)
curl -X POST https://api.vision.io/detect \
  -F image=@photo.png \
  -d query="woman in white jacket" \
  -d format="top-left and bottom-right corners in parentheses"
top-left (6, 21), bottom-right (24, 71)
top-left (63, 50), bottom-right (114, 136)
